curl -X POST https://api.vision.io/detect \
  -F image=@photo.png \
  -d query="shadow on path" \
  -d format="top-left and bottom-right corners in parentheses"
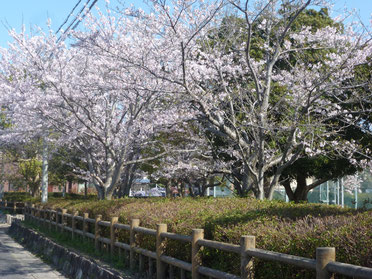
top-left (0, 223), bottom-right (66, 279)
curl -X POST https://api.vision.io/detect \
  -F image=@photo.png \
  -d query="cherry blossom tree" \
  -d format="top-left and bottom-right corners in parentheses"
top-left (103, 0), bottom-right (371, 200)
top-left (0, 20), bottom-right (193, 200)
top-left (343, 173), bottom-right (363, 194)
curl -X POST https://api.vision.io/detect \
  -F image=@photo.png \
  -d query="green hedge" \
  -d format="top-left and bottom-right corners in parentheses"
top-left (31, 197), bottom-right (372, 278)
top-left (2, 192), bottom-right (96, 202)
top-left (3, 192), bottom-right (34, 202)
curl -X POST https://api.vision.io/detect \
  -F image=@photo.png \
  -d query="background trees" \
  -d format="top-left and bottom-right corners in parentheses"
top-left (119, 0), bottom-right (371, 200)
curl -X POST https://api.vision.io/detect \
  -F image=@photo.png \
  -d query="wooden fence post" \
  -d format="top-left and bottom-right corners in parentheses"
top-left (23, 204), bottom-right (27, 221)
top-left (30, 204), bottom-right (34, 222)
top-left (139, 254), bottom-right (145, 274)
top-left (49, 210), bottom-right (53, 231)
top-left (39, 206), bottom-right (43, 226)
top-left (34, 205), bottom-right (38, 224)
top-left (55, 210), bottom-right (59, 231)
top-left (28, 204), bottom-right (31, 221)
top-left (30, 203), bottom-right (34, 222)
top-left (28, 203), bottom-right (31, 220)
top-left (72, 211), bottom-right (79, 240)
top-left (149, 258), bottom-right (154, 278)
top-left (61, 209), bottom-right (67, 233)
top-left (36, 206), bottom-right (41, 226)
top-left (241, 235), bottom-right (255, 279)
top-left (110, 217), bottom-right (118, 257)
top-left (192, 229), bottom-right (204, 279)
top-left (156, 224), bottom-right (167, 279)
top-left (83, 213), bottom-right (89, 240)
top-left (130, 219), bottom-right (140, 271)
top-left (22, 203), bottom-right (26, 218)
top-left (39, 206), bottom-right (42, 225)
top-left (41, 207), bottom-right (46, 227)
top-left (180, 269), bottom-right (186, 279)
top-left (316, 247), bottom-right (335, 279)
top-left (55, 209), bottom-right (59, 229)
top-left (95, 214), bottom-right (102, 251)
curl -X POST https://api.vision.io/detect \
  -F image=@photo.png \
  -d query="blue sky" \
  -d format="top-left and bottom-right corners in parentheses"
top-left (0, 0), bottom-right (370, 48)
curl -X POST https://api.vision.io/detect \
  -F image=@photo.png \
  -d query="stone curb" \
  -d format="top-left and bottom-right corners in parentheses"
top-left (8, 221), bottom-right (133, 279)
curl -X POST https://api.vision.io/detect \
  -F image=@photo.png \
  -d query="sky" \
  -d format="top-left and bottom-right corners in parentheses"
top-left (0, 0), bottom-right (370, 48)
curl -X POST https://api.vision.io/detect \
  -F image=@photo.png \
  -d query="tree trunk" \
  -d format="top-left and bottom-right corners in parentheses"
top-left (31, 186), bottom-right (40, 198)
top-left (68, 180), bottom-right (73, 193)
top-left (180, 182), bottom-right (185, 197)
top-left (292, 173), bottom-right (309, 202)
top-left (256, 174), bottom-right (265, 200)
top-left (97, 185), bottom-right (105, 200)
top-left (283, 179), bottom-right (294, 201)
top-left (233, 177), bottom-right (243, 197)
top-left (200, 178), bottom-right (207, 197)
top-left (266, 176), bottom-right (280, 200)
top-left (165, 180), bottom-right (172, 198)
top-left (196, 183), bottom-right (202, 197)
top-left (84, 181), bottom-right (88, 198)
top-left (106, 191), bottom-right (113, 200)
top-left (188, 184), bottom-right (195, 197)
top-left (241, 167), bottom-right (250, 194)
top-left (283, 173), bottom-right (309, 203)
top-left (232, 169), bottom-right (253, 197)
top-left (117, 164), bottom-right (136, 198)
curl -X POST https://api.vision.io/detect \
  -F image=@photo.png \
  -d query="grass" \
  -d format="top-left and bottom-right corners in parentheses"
top-left (21, 220), bottom-right (133, 274)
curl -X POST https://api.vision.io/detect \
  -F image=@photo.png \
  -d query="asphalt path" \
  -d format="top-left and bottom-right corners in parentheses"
top-left (0, 222), bottom-right (66, 279)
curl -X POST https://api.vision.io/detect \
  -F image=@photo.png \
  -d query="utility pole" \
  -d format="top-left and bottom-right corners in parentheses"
top-left (334, 181), bottom-right (337, 205)
top-left (0, 153), bottom-right (4, 200)
top-left (319, 184), bottom-right (322, 202)
top-left (41, 136), bottom-right (49, 203)
top-left (354, 186), bottom-right (358, 209)
top-left (340, 178), bottom-right (344, 208)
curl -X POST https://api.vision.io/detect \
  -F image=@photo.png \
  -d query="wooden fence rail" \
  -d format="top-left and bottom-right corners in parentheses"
top-left (1, 202), bottom-right (372, 279)
top-left (0, 200), bottom-right (25, 214)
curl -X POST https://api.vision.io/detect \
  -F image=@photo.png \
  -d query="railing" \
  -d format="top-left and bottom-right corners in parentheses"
top-left (17, 204), bottom-right (372, 279)
top-left (0, 200), bottom-right (25, 214)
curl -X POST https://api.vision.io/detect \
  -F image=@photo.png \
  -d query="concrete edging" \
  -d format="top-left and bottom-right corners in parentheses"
top-left (8, 221), bottom-right (132, 279)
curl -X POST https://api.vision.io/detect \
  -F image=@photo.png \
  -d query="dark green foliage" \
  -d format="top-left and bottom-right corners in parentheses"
top-left (3, 192), bottom-right (97, 202)
top-left (3, 192), bottom-right (34, 202)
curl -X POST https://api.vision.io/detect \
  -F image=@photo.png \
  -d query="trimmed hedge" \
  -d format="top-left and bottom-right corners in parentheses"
top-left (31, 197), bottom-right (372, 278)
top-left (3, 192), bottom-right (34, 202)
top-left (3, 192), bottom-right (96, 202)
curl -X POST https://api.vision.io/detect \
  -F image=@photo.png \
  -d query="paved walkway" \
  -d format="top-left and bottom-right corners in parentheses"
top-left (0, 224), bottom-right (67, 279)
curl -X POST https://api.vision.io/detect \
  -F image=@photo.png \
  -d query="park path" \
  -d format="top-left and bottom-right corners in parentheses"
top-left (0, 222), bottom-right (67, 279)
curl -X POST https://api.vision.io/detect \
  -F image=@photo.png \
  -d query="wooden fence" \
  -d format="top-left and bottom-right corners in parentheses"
top-left (0, 200), bottom-right (25, 214)
top-left (1, 202), bottom-right (372, 279)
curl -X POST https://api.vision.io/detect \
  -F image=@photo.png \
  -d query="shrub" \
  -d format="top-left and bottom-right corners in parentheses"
top-left (3, 192), bottom-right (33, 202)
top-left (32, 197), bottom-right (371, 278)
